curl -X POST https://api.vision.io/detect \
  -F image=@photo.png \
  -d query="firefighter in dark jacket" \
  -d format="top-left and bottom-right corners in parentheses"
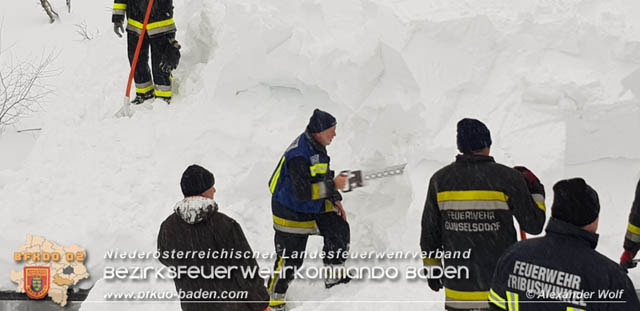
top-left (421, 118), bottom-right (547, 311)
top-left (489, 178), bottom-right (640, 311)
top-left (112, 0), bottom-right (181, 104)
top-left (620, 178), bottom-right (640, 270)
top-left (266, 109), bottom-right (350, 311)
top-left (157, 165), bottom-right (269, 311)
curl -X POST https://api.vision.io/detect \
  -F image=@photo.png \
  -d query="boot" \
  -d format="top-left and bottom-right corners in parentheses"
top-left (158, 97), bottom-right (171, 105)
top-left (131, 92), bottom-right (154, 105)
top-left (324, 264), bottom-right (351, 289)
top-left (268, 292), bottom-right (286, 311)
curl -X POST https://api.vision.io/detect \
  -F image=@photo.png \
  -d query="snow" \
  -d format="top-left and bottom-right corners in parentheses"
top-left (0, 0), bottom-right (639, 310)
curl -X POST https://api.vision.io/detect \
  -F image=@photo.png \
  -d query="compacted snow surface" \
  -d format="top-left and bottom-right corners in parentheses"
top-left (1, 0), bottom-right (640, 310)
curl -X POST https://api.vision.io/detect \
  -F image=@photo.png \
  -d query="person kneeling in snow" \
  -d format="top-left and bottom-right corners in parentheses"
top-left (157, 164), bottom-right (269, 311)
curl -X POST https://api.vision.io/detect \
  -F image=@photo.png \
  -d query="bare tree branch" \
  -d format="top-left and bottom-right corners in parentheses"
top-left (0, 27), bottom-right (56, 129)
top-left (74, 21), bottom-right (99, 41)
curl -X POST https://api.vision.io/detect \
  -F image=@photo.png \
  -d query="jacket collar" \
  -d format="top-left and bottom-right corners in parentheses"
top-left (545, 217), bottom-right (599, 249)
top-left (173, 197), bottom-right (218, 224)
top-left (304, 130), bottom-right (327, 154)
top-left (455, 154), bottom-right (495, 163)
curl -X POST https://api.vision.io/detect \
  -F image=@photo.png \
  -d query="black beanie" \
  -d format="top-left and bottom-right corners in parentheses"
top-left (551, 178), bottom-right (600, 227)
top-left (180, 164), bottom-right (215, 197)
top-left (307, 109), bottom-right (337, 134)
top-left (457, 118), bottom-right (492, 154)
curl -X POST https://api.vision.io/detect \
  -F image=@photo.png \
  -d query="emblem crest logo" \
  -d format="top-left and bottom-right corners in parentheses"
top-left (24, 266), bottom-right (50, 299)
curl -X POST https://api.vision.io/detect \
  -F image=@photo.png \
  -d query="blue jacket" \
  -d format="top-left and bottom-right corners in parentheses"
top-left (269, 131), bottom-right (340, 213)
top-left (268, 132), bottom-right (341, 234)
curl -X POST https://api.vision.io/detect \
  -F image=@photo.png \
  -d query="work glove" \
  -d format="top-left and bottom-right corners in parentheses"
top-left (620, 250), bottom-right (638, 271)
top-left (514, 166), bottom-right (545, 197)
top-left (427, 277), bottom-right (443, 292)
top-left (159, 38), bottom-right (181, 73)
top-left (113, 22), bottom-right (124, 38)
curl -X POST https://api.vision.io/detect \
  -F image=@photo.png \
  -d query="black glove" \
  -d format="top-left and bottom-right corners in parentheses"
top-left (113, 22), bottom-right (124, 38)
top-left (427, 277), bottom-right (443, 292)
top-left (159, 38), bottom-right (181, 73)
top-left (514, 166), bottom-right (545, 196)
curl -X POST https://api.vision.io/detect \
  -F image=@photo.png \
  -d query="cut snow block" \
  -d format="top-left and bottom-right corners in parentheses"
top-left (565, 103), bottom-right (640, 164)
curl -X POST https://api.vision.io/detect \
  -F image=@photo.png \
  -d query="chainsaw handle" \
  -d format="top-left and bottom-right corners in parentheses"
top-left (339, 170), bottom-right (352, 192)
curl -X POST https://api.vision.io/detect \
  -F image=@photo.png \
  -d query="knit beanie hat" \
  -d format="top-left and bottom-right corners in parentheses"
top-left (307, 109), bottom-right (337, 134)
top-left (180, 164), bottom-right (215, 197)
top-left (551, 178), bottom-right (600, 227)
top-left (457, 118), bottom-right (492, 154)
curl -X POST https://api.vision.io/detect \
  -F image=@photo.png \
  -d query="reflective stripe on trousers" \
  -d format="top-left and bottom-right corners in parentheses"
top-left (444, 288), bottom-right (490, 310)
top-left (135, 81), bottom-right (153, 94)
top-left (154, 84), bottom-right (171, 98)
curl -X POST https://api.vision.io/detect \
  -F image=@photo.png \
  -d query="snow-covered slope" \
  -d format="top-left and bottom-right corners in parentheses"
top-left (1, 0), bottom-right (640, 310)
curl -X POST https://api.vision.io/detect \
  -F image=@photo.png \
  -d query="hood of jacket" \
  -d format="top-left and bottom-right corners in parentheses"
top-left (173, 196), bottom-right (218, 224)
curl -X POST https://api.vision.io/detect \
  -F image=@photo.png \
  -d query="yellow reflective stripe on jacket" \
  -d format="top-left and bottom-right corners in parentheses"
top-left (444, 288), bottom-right (489, 301)
top-left (127, 18), bottom-right (175, 30)
top-left (566, 307), bottom-right (585, 311)
top-left (269, 156), bottom-right (286, 193)
top-left (437, 190), bottom-right (508, 202)
top-left (628, 223), bottom-right (640, 235)
top-left (489, 289), bottom-right (507, 310)
top-left (113, 3), bottom-right (126, 10)
top-left (311, 183), bottom-right (321, 199)
top-left (310, 182), bottom-right (329, 200)
top-left (422, 257), bottom-right (441, 266)
top-left (309, 163), bottom-right (328, 176)
top-left (626, 222), bottom-right (640, 243)
top-left (272, 215), bottom-right (317, 229)
top-left (532, 193), bottom-right (546, 212)
top-left (324, 200), bottom-right (334, 212)
top-left (506, 291), bottom-right (519, 311)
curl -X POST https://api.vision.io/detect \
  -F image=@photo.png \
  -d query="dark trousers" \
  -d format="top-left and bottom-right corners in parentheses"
top-left (267, 212), bottom-right (350, 295)
top-left (126, 31), bottom-right (173, 98)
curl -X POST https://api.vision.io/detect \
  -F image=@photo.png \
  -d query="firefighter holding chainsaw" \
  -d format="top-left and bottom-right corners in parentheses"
top-left (112, 0), bottom-right (180, 104)
top-left (420, 118), bottom-right (546, 311)
top-left (266, 109), bottom-right (350, 311)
